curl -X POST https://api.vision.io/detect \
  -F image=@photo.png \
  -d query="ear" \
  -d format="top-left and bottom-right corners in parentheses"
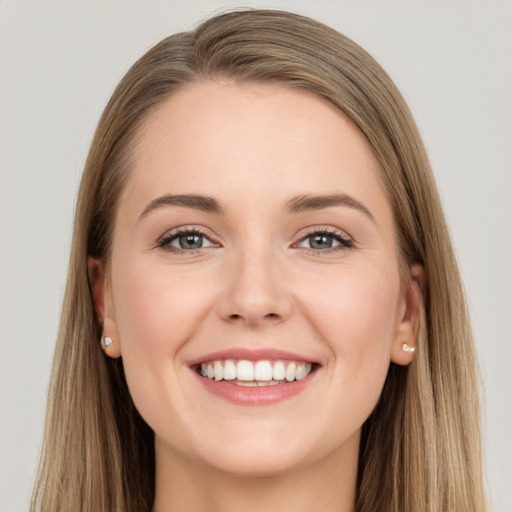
top-left (88, 257), bottom-right (122, 358)
top-left (390, 264), bottom-right (424, 365)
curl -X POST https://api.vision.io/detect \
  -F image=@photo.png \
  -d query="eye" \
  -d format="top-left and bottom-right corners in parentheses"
top-left (158, 228), bottom-right (216, 253)
top-left (295, 228), bottom-right (353, 253)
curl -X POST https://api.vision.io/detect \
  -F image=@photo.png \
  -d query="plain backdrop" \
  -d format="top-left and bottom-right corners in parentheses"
top-left (1, 1), bottom-right (511, 511)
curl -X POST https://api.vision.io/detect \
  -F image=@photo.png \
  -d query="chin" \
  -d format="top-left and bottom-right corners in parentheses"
top-left (201, 446), bottom-right (307, 478)
top-left (185, 422), bottom-right (342, 478)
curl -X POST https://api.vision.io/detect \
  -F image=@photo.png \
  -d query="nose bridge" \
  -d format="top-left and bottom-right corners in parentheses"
top-left (218, 236), bottom-right (291, 326)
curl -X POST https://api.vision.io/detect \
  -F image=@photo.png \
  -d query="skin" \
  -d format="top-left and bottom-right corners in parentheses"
top-left (89, 82), bottom-right (422, 512)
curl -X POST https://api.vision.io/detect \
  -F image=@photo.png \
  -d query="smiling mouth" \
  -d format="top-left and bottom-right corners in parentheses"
top-left (196, 359), bottom-right (318, 386)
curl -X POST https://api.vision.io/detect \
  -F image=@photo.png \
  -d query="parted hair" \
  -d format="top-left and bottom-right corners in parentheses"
top-left (31, 9), bottom-right (486, 512)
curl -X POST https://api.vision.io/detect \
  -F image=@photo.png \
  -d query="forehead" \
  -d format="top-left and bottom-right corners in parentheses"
top-left (120, 81), bottom-right (389, 220)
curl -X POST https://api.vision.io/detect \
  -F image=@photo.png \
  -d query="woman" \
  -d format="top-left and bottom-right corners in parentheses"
top-left (30, 9), bottom-right (486, 512)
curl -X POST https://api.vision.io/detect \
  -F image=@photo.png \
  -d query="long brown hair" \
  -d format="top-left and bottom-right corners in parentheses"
top-left (31, 9), bottom-right (486, 511)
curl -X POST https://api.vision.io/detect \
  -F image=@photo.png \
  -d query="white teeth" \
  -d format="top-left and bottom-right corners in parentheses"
top-left (214, 361), bottom-right (223, 381)
top-left (296, 363), bottom-right (312, 380)
top-left (272, 361), bottom-right (286, 380)
top-left (254, 361), bottom-right (273, 381)
top-left (199, 359), bottom-right (314, 383)
top-left (237, 360), bottom-right (255, 381)
top-left (285, 362), bottom-right (296, 382)
top-left (223, 359), bottom-right (237, 380)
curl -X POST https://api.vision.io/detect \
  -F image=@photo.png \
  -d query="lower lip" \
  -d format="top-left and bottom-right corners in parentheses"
top-left (194, 370), bottom-right (317, 406)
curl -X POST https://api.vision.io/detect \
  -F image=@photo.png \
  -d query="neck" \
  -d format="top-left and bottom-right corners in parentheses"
top-left (152, 432), bottom-right (359, 512)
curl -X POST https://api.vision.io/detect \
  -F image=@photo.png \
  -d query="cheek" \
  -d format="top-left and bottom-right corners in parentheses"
top-left (300, 262), bottom-right (400, 396)
top-left (110, 256), bottom-right (219, 438)
top-left (113, 259), bottom-right (214, 351)
top-left (302, 263), bottom-right (400, 345)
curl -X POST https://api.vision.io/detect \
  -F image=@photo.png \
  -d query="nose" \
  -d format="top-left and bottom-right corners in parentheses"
top-left (217, 247), bottom-right (292, 328)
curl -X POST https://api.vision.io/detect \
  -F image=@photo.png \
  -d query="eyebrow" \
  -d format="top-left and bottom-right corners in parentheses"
top-left (138, 194), bottom-right (224, 222)
top-left (284, 193), bottom-right (374, 221)
top-left (138, 192), bottom-right (374, 222)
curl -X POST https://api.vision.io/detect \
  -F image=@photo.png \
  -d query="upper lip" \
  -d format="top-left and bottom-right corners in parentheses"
top-left (188, 347), bottom-right (319, 367)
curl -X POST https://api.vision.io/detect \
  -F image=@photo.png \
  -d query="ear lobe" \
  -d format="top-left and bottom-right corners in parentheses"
top-left (88, 257), bottom-right (122, 358)
top-left (390, 264), bottom-right (424, 366)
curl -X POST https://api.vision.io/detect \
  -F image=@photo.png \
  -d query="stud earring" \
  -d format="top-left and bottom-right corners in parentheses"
top-left (101, 336), bottom-right (113, 350)
top-left (402, 343), bottom-right (415, 353)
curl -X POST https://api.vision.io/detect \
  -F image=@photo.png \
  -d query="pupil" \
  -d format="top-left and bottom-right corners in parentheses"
top-left (179, 234), bottom-right (202, 249)
top-left (310, 234), bottom-right (332, 249)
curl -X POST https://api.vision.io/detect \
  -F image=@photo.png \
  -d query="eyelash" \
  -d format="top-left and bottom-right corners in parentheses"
top-left (295, 227), bottom-right (354, 255)
top-left (157, 226), bottom-right (354, 256)
top-left (157, 227), bottom-right (219, 255)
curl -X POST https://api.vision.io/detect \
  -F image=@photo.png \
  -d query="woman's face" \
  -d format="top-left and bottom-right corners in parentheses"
top-left (97, 82), bottom-right (419, 476)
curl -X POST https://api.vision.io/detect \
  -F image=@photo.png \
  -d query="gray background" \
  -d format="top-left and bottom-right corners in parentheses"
top-left (1, 1), bottom-right (511, 511)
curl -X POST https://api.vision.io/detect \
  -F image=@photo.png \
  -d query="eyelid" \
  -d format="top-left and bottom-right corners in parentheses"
top-left (294, 225), bottom-right (353, 242)
top-left (157, 225), bottom-right (221, 251)
top-left (155, 224), bottom-right (354, 255)
top-left (292, 225), bottom-right (355, 253)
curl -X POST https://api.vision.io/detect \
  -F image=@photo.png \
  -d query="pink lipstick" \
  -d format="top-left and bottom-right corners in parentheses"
top-left (190, 348), bottom-right (319, 406)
